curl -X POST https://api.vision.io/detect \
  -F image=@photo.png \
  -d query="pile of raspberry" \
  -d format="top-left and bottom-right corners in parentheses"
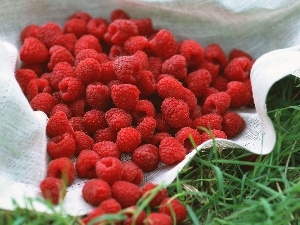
top-left (16, 8), bottom-right (254, 224)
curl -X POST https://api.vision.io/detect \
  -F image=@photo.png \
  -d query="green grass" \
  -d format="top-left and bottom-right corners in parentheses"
top-left (1, 75), bottom-right (300, 224)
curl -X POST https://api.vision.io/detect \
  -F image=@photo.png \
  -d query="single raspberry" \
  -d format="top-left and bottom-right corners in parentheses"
top-left (51, 62), bottom-right (75, 90)
top-left (105, 108), bottom-right (132, 131)
top-left (87, 18), bottom-right (109, 39)
top-left (243, 79), bottom-right (255, 107)
top-left (40, 177), bottom-right (66, 205)
top-left (103, 19), bottom-right (138, 45)
top-left (47, 133), bottom-right (76, 159)
top-left (123, 36), bottom-right (149, 55)
top-left (132, 144), bottom-right (159, 172)
top-left (204, 43), bottom-right (228, 69)
top-left (136, 117), bottom-right (156, 141)
top-left (193, 113), bottom-right (223, 133)
top-left (229, 48), bottom-right (253, 61)
top-left (110, 9), bottom-right (130, 21)
top-left (211, 76), bottom-right (229, 91)
top-left (201, 129), bottom-right (227, 142)
top-left (51, 33), bottom-right (77, 54)
top-left (111, 181), bottom-right (142, 208)
top-left (51, 91), bottom-right (63, 104)
top-left (68, 98), bottom-right (90, 117)
top-left (36, 22), bottom-right (62, 48)
top-left (161, 97), bottom-right (190, 129)
top-left (96, 61), bottom-right (117, 84)
top-left (95, 157), bottom-right (124, 185)
top-left (99, 198), bottom-right (122, 213)
top-left (141, 183), bottom-right (168, 207)
top-left (63, 18), bottom-right (87, 38)
top-left (148, 57), bottom-right (163, 76)
top-left (149, 132), bottom-right (172, 146)
top-left (224, 57), bottom-right (252, 81)
top-left (175, 127), bottom-right (202, 153)
top-left (200, 87), bottom-right (219, 105)
top-left (113, 55), bottom-right (141, 84)
top-left (121, 161), bottom-right (144, 186)
top-left (20, 63), bottom-right (44, 76)
top-left (201, 92), bottom-right (231, 115)
top-left (75, 49), bottom-right (109, 66)
top-left (159, 137), bottom-right (186, 165)
top-left (107, 80), bottom-right (124, 89)
top-left (161, 54), bottom-right (187, 80)
top-left (20, 24), bottom-right (39, 42)
top-left (184, 69), bottom-right (212, 98)
top-left (131, 100), bottom-right (156, 124)
top-left (110, 84), bottom-right (140, 111)
top-left (199, 60), bottom-right (220, 81)
top-left (26, 78), bottom-right (52, 101)
top-left (82, 179), bottom-right (111, 206)
top-left (73, 131), bottom-right (94, 156)
top-left (86, 82), bottom-right (111, 111)
top-left (136, 70), bottom-right (157, 97)
top-left (116, 127), bottom-right (142, 153)
top-left (46, 157), bottom-right (75, 186)
top-left (75, 150), bottom-right (100, 179)
top-left (49, 101), bottom-right (71, 119)
top-left (69, 116), bottom-right (87, 133)
top-left (159, 197), bottom-right (188, 224)
top-left (179, 39), bottom-right (204, 69)
top-left (81, 207), bottom-right (105, 225)
top-left (69, 11), bottom-right (92, 22)
top-left (154, 113), bottom-right (171, 133)
top-left (222, 111), bottom-right (245, 138)
top-left (20, 37), bottom-right (48, 64)
top-left (130, 17), bottom-right (154, 36)
top-left (83, 109), bottom-right (107, 135)
top-left (48, 46), bottom-right (74, 71)
top-left (108, 44), bottom-right (126, 60)
top-left (190, 105), bottom-right (202, 120)
top-left (148, 29), bottom-right (178, 59)
top-left (40, 73), bottom-right (52, 83)
top-left (93, 127), bottom-right (117, 143)
top-left (46, 111), bottom-right (74, 138)
top-left (226, 81), bottom-right (251, 108)
top-left (123, 207), bottom-right (147, 225)
top-left (93, 141), bottom-right (120, 159)
top-left (58, 77), bottom-right (85, 102)
top-left (30, 93), bottom-right (56, 115)
top-left (75, 58), bottom-right (101, 85)
top-left (74, 34), bottom-right (102, 56)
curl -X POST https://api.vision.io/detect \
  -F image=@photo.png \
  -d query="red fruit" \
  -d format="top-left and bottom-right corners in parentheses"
top-left (86, 82), bottom-right (111, 111)
top-left (96, 157), bottom-right (124, 185)
top-left (199, 60), bottom-right (220, 81)
top-left (226, 81), bottom-right (252, 108)
top-left (87, 18), bottom-right (109, 39)
top-left (123, 36), bottom-right (149, 55)
top-left (113, 55), bottom-right (141, 84)
top-left (111, 84), bottom-right (140, 111)
top-left (75, 58), bottom-right (101, 85)
top-left (141, 183), bottom-right (168, 207)
top-left (179, 39), bottom-right (204, 68)
top-left (69, 11), bottom-right (92, 22)
top-left (40, 177), bottom-right (66, 205)
top-left (46, 111), bottom-right (74, 138)
top-left (159, 137), bottom-right (186, 165)
top-left (123, 206), bottom-right (147, 225)
top-left (51, 33), bottom-right (77, 54)
top-left (75, 150), bottom-right (100, 179)
top-left (73, 131), bottom-right (94, 156)
top-left (110, 9), bottom-right (130, 21)
top-left (148, 57), bottom-right (163, 76)
top-left (159, 197), bottom-right (188, 224)
top-left (30, 93), bottom-right (56, 115)
top-left (58, 77), bottom-right (85, 102)
top-left (50, 104), bottom-right (72, 119)
top-left (36, 22), bottom-right (62, 48)
top-left (26, 78), bottom-right (52, 101)
top-left (193, 113), bottom-right (223, 133)
top-left (211, 76), bottom-right (229, 91)
top-left (201, 92), bottom-right (231, 115)
top-left (105, 108), bottom-right (132, 131)
top-left (48, 45), bottom-right (74, 71)
top-left (130, 17), bottom-right (154, 36)
top-left (81, 207), bottom-right (105, 225)
top-left (161, 54), bottom-right (187, 80)
top-left (20, 24), bottom-right (39, 42)
top-left (93, 141), bottom-right (120, 159)
top-left (74, 34), bottom-right (102, 56)
top-left (121, 161), bottom-right (144, 186)
top-left (185, 69), bottom-right (212, 98)
top-left (99, 61), bottom-right (118, 84)
top-left (69, 116), bottom-right (87, 133)
top-left (136, 117), bottom-right (156, 141)
top-left (135, 70), bottom-right (157, 97)
top-left (229, 48), bottom-right (254, 61)
top-left (93, 127), bottom-right (117, 143)
top-left (15, 68), bottom-right (38, 93)
top-left (51, 62), bottom-right (75, 90)
top-left (132, 144), bottom-right (160, 172)
top-left (222, 111), bottom-right (245, 138)
top-left (224, 57), bottom-right (252, 81)
top-left (63, 18), bottom-right (87, 38)
top-left (145, 213), bottom-right (173, 225)
top-left (201, 129), bottom-right (227, 142)
top-left (47, 133), bottom-right (76, 159)
top-left (204, 43), bottom-right (228, 69)
top-left (149, 132), bottom-right (172, 146)
top-left (132, 100), bottom-right (156, 124)
top-left (175, 127), bottom-right (202, 153)
top-left (68, 98), bottom-right (90, 117)
top-left (82, 179), bottom-right (111, 206)
top-left (83, 109), bottom-right (107, 135)
top-left (108, 44), bottom-right (125, 60)
top-left (20, 38), bottom-right (48, 64)
top-left (116, 127), bottom-right (142, 153)
top-left (154, 113), bottom-right (171, 133)
top-left (75, 49), bottom-right (109, 66)
top-left (99, 198), bottom-right (122, 213)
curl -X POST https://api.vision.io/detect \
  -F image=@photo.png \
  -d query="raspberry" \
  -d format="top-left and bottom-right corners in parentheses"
top-left (75, 49), bottom-right (109, 66)
top-left (83, 109), bottom-right (107, 135)
top-left (148, 29), bottom-right (178, 59)
top-left (136, 117), bottom-right (156, 141)
top-left (74, 34), bottom-right (102, 56)
top-left (201, 129), bottom-right (227, 142)
top-left (131, 100), bottom-right (156, 124)
top-left (222, 111), bottom-right (245, 138)
top-left (204, 43), bottom-right (228, 69)
top-left (145, 213), bottom-right (173, 225)
top-left (48, 46), bottom-right (74, 71)
top-left (193, 113), bottom-right (223, 133)
top-left (226, 81), bottom-right (251, 108)
top-left (136, 72), bottom-right (156, 97)
top-left (130, 17), bottom-right (154, 36)
top-left (201, 87), bottom-right (219, 105)
top-left (121, 161), bottom-right (144, 186)
top-left (81, 207), bottom-right (105, 225)
top-left (82, 179), bottom-right (111, 206)
top-left (105, 108), bottom-right (132, 131)
top-left (116, 127), bottom-right (142, 153)
top-left (123, 206), bottom-right (147, 225)
top-left (149, 132), bottom-right (172, 146)
top-left (75, 58), bottom-right (101, 85)
top-left (49, 104), bottom-right (72, 119)
top-left (132, 144), bottom-right (160, 172)
top-left (229, 48), bottom-right (253, 61)
top-left (159, 137), bottom-right (186, 165)
top-left (40, 177), bottom-right (66, 205)
top-left (46, 111), bottom-right (74, 138)
top-left (87, 18), bottom-right (109, 39)
top-left (104, 19), bottom-right (138, 45)
top-left (111, 181), bottom-right (142, 208)
top-left (86, 82), bottom-right (111, 110)
top-left (179, 39), bottom-right (204, 68)
top-left (99, 61), bottom-right (118, 84)
top-left (111, 84), bottom-right (140, 111)
top-left (224, 57), bottom-right (252, 81)
top-left (201, 92), bottom-right (231, 115)
top-left (73, 131), bottom-right (94, 156)
top-left (161, 54), bottom-right (187, 80)
top-left (148, 57), bottom-right (163, 76)
top-left (123, 36), bottom-right (149, 55)
top-left (51, 62), bottom-right (75, 90)
top-left (243, 79), bottom-right (255, 107)
top-left (20, 37), bottom-right (48, 64)
top-left (26, 78), bottom-right (52, 101)
top-left (69, 116), bottom-right (87, 133)
top-left (141, 183), bottom-right (168, 207)
top-left (190, 105), bottom-right (202, 120)
top-left (52, 91), bottom-right (63, 104)
top-left (30, 93), bottom-right (56, 115)
top-left (20, 24), bottom-right (39, 42)
top-left (63, 18), bottom-right (86, 38)
top-left (159, 197), bottom-right (188, 224)
top-left (154, 113), bottom-right (171, 133)
top-left (51, 33), bottom-right (77, 54)
top-left (184, 69), bottom-right (212, 98)
top-left (20, 63), bottom-right (44, 76)
top-left (161, 97), bottom-right (190, 128)
top-left (46, 157), bottom-right (75, 186)
top-left (96, 157), bottom-right (124, 185)
top-left (36, 22), bottom-right (62, 48)
top-left (47, 133), bottom-right (76, 159)
top-left (75, 150), bottom-right (100, 179)
top-left (93, 127), bottom-right (117, 143)
top-left (175, 127), bottom-right (202, 153)
top-left (93, 141), bottom-right (120, 159)
top-left (110, 9), bottom-right (130, 21)
top-left (40, 73), bottom-right (52, 83)
top-left (199, 60), bottom-right (220, 81)
top-left (58, 77), bottom-right (85, 102)
top-left (68, 97), bottom-right (90, 117)
top-left (69, 11), bottom-right (92, 22)
top-left (99, 198), bottom-right (122, 213)
top-left (108, 44), bottom-right (125, 60)
top-left (211, 76), bottom-right (229, 91)
top-left (113, 55), bottom-right (141, 84)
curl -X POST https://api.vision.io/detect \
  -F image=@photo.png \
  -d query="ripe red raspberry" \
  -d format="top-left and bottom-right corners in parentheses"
top-left (93, 127), bottom-right (117, 143)
top-left (229, 48), bottom-right (253, 61)
top-left (74, 34), bottom-right (102, 56)
top-left (222, 111), bottom-right (245, 138)
top-left (111, 84), bottom-right (140, 111)
top-left (161, 54), bottom-right (187, 80)
top-left (40, 177), bottom-right (66, 205)
top-left (243, 79), bottom-right (255, 107)
top-left (211, 76), bottom-right (229, 91)
top-left (201, 92), bottom-right (231, 115)
top-left (116, 127), bottom-right (142, 153)
top-left (193, 113), bottom-right (223, 133)
top-left (73, 131), bottom-right (94, 156)
top-left (159, 137), bottom-right (186, 165)
top-left (26, 78), bottom-right (52, 101)
top-left (148, 29), bottom-right (178, 59)
top-left (121, 161), bottom-right (144, 186)
top-left (104, 19), bottom-right (138, 45)
top-left (111, 181), bottom-right (142, 208)
top-left (20, 63), bottom-right (44, 76)
top-left (93, 141), bottom-right (120, 159)
top-left (132, 144), bottom-right (159, 172)
top-left (86, 18), bottom-right (109, 39)
top-left (46, 157), bottom-right (75, 186)
top-left (226, 81), bottom-right (251, 108)
top-left (75, 150), bottom-right (100, 179)
top-left (190, 105), bottom-right (202, 120)
top-left (130, 17), bottom-right (154, 36)
top-left (51, 62), bottom-right (75, 90)
top-left (68, 97), bottom-right (90, 117)
top-left (199, 60), bottom-right (220, 81)
top-left (145, 213), bottom-right (172, 225)
top-left (201, 129), bottom-right (227, 142)
top-left (113, 55), bottom-right (141, 84)
top-left (81, 207), bottom-right (105, 225)
top-left (48, 45), bottom-right (75, 71)
top-left (86, 82), bottom-right (111, 111)
top-left (51, 33), bottom-right (77, 54)
top-left (69, 11), bottom-right (92, 22)
top-left (99, 61), bottom-right (118, 84)
top-left (141, 183), bottom-right (168, 207)
top-left (204, 43), bottom-right (228, 69)
top-left (136, 70), bottom-right (157, 97)
top-left (36, 22), bottom-right (62, 48)
top-left (46, 111), bottom-right (74, 138)
top-left (154, 113), bottom-right (171, 133)
top-left (30, 93), bottom-right (56, 115)
top-left (63, 18), bottom-right (86, 38)
top-left (184, 69), bottom-right (212, 98)
top-left (47, 133), bottom-right (76, 159)
top-left (105, 108), bottom-right (132, 131)
top-left (131, 100), bottom-right (156, 124)
top-left (123, 36), bottom-right (149, 55)
top-left (99, 198), bottom-right (122, 213)
top-left (148, 57), bottom-right (163, 76)
top-left (20, 24), bottom-right (39, 42)
top-left (15, 68), bottom-right (38, 93)
top-left (175, 127), bottom-right (202, 153)
top-left (159, 197), bottom-right (188, 224)
top-left (40, 72), bottom-right (52, 83)
top-left (123, 206), bottom-right (147, 225)
top-left (58, 77), bottom-right (85, 102)
top-left (20, 37), bottom-right (48, 64)
top-left (108, 44), bottom-right (126, 60)
top-left (50, 103), bottom-right (72, 119)
top-left (161, 97), bottom-right (190, 128)
top-left (95, 157), bottom-right (124, 185)
top-left (69, 116), bottom-right (87, 133)
top-left (83, 109), bottom-right (107, 135)
top-left (179, 39), bottom-right (204, 68)
top-left (52, 91), bottom-right (63, 104)
top-left (82, 179), bottom-right (111, 206)
top-left (200, 87), bottom-right (219, 105)
top-left (224, 57), bottom-right (253, 81)
top-left (136, 117), bottom-right (156, 141)
top-left (75, 49), bottom-right (109, 66)
top-left (75, 58), bottom-right (101, 85)
top-left (110, 9), bottom-right (130, 21)
top-left (149, 132), bottom-right (172, 146)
